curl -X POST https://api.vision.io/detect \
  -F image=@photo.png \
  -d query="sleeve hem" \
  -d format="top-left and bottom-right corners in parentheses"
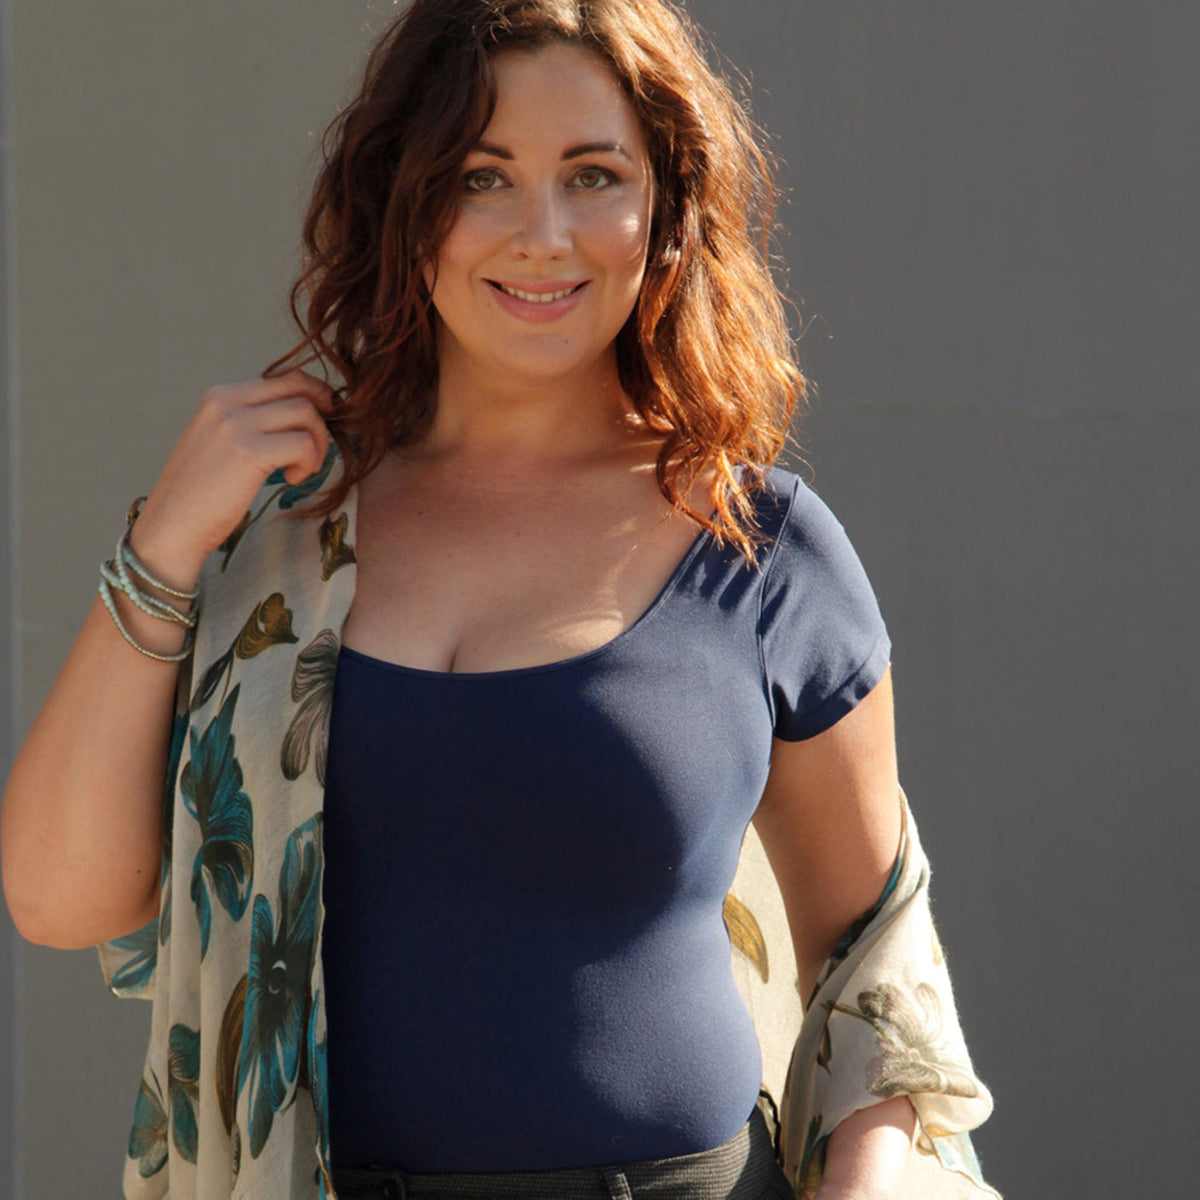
top-left (773, 629), bottom-right (892, 742)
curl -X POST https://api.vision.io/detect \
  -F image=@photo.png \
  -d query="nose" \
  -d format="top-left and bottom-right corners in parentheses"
top-left (510, 184), bottom-right (572, 259)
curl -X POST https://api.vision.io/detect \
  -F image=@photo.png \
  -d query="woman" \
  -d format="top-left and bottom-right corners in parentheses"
top-left (1, 1), bottom-right (996, 1198)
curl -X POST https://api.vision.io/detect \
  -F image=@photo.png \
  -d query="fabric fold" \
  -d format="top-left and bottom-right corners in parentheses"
top-left (727, 791), bottom-right (999, 1199)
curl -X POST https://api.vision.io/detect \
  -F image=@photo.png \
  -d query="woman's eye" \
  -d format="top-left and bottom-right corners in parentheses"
top-left (573, 167), bottom-right (615, 190)
top-left (464, 168), bottom-right (505, 192)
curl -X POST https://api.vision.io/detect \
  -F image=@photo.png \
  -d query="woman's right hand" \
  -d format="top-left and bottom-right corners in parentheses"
top-left (127, 368), bottom-right (336, 589)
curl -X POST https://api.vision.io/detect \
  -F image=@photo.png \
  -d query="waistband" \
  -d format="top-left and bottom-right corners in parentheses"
top-left (330, 1104), bottom-right (785, 1200)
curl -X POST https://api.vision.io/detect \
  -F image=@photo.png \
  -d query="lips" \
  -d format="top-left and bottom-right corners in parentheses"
top-left (488, 280), bottom-right (587, 303)
top-left (486, 279), bottom-right (590, 323)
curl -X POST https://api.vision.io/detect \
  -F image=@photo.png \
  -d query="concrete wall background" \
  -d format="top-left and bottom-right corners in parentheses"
top-left (3, 2), bottom-right (1197, 1197)
top-left (1, 0), bottom-right (17, 1188)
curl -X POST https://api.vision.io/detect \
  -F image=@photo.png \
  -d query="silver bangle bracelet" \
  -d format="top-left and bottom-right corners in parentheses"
top-left (102, 534), bottom-right (198, 628)
top-left (96, 499), bottom-right (200, 663)
top-left (120, 533), bottom-right (199, 603)
top-left (98, 576), bottom-right (195, 663)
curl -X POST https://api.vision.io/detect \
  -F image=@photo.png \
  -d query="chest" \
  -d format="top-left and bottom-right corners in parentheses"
top-left (342, 457), bottom-right (709, 674)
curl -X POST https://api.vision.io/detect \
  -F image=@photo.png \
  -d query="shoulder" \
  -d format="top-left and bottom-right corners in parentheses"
top-left (753, 466), bottom-right (891, 741)
top-left (753, 466), bottom-right (876, 595)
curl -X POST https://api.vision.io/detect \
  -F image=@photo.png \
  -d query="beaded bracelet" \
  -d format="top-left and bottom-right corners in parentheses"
top-left (97, 497), bottom-right (200, 663)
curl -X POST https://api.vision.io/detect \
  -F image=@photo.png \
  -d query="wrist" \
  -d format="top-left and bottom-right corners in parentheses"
top-left (96, 497), bottom-right (202, 664)
top-left (125, 515), bottom-right (206, 596)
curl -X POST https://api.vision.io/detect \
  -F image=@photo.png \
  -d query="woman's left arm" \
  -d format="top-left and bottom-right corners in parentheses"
top-left (752, 664), bottom-right (915, 1200)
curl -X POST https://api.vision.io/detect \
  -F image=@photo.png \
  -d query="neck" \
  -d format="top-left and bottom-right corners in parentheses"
top-left (425, 344), bottom-right (637, 461)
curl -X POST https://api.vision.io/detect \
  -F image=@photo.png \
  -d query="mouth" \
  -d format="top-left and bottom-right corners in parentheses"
top-left (487, 280), bottom-right (588, 304)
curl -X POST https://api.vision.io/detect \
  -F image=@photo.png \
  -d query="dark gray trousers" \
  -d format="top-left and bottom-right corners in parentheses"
top-left (330, 1105), bottom-right (793, 1200)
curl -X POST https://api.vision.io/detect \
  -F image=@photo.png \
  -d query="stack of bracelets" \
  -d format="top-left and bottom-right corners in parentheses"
top-left (97, 496), bottom-right (198, 663)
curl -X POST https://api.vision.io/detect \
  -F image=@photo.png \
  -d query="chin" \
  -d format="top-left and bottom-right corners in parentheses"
top-left (481, 344), bottom-right (615, 388)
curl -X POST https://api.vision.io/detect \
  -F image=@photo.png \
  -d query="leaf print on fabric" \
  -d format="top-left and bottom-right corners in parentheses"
top-left (816, 1018), bottom-right (833, 1074)
top-left (168, 1023), bottom-right (201, 1164)
top-left (218, 444), bottom-right (338, 572)
top-left (795, 1116), bottom-right (827, 1200)
top-left (723, 892), bottom-right (769, 983)
top-left (319, 511), bottom-right (356, 580)
top-left (281, 630), bottom-right (339, 786)
top-left (191, 593), bottom-right (299, 712)
top-left (128, 1068), bottom-right (169, 1178)
top-left (106, 919), bottom-right (159, 996)
top-left (827, 982), bottom-right (981, 1101)
top-left (181, 685), bottom-right (254, 960)
top-left (219, 510), bottom-right (253, 572)
top-left (217, 974), bottom-right (248, 1136)
top-left (231, 1122), bottom-right (243, 1187)
top-left (238, 815), bottom-right (322, 1159)
top-left (233, 592), bottom-right (299, 659)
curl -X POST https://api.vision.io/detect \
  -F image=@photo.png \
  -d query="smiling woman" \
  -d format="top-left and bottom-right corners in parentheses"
top-left (0, 2), bottom-right (997, 1199)
top-left (277, 0), bottom-right (802, 562)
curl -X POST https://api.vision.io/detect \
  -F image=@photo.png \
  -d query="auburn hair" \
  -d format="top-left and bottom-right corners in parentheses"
top-left (265, 0), bottom-right (806, 559)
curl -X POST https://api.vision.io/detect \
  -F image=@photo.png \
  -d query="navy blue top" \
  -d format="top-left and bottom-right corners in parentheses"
top-left (321, 468), bottom-right (890, 1171)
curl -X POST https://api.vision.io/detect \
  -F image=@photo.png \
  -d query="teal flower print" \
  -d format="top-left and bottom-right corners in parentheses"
top-left (128, 1068), bottom-right (168, 1178)
top-left (265, 441), bottom-right (337, 510)
top-left (106, 919), bottom-right (159, 996)
top-left (306, 994), bottom-right (333, 1194)
top-left (181, 685), bottom-right (254, 959)
top-left (159, 708), bottom-right (188, 946)
top-left (238, 816), bottom-right (322, 1159)
top-left (168, 1023), bottom-right (201, 1164)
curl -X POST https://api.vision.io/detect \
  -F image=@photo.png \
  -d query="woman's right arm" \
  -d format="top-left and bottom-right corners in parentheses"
top-left (0, 370), bottom-right (333, 949)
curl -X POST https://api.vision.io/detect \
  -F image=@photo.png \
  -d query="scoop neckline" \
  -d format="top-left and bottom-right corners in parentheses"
top-left (338, 521), bottom-right (715, 682)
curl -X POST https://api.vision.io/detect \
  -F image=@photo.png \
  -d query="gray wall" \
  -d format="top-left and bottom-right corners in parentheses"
top-left (2, 1), bottom-right (1196, 1197)
top-left (2, 0), bottom-right (19, 1190)
top-left (687, 3), bottom-right (1198, 1196)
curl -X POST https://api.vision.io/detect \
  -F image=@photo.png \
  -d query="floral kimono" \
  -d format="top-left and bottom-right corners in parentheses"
top-left (99, 451), bottom-right (999, 1199)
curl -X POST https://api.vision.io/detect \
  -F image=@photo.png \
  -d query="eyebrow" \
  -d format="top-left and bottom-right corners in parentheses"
top-left (473, 140), bottom-right (634, 162)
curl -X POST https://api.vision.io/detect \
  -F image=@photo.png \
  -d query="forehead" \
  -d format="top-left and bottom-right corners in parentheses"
top-left (484, 43), bottom-right (648, 151)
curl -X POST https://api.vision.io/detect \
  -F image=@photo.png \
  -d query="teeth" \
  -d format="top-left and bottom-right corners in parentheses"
top-left (499, 283), bottom-right (578, 303)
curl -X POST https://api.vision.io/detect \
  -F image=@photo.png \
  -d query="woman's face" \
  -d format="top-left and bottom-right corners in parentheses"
top-left (428, 43), bottom-right (655, 394)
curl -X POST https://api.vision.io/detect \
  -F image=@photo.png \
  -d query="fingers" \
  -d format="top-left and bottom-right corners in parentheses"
top-left (269, 431), bottom-right (334, 485)
top-left (244, 395), bottom-right (332, 475)
top-left (243, 368), bottom-right (337, 414)
top-left (197, 377), bottom-right (332, 480)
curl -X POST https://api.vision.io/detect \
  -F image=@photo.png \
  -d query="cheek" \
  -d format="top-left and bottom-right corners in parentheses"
top-left (429, 214), bottom-right (489, 291)
top-left (600, 209), bottom-right (654, 276)
top-left (444, 205), bottom-right (513, 260)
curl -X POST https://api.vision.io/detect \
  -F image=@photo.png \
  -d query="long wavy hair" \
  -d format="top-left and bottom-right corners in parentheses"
top-left (265, 0), bottom-right (805, 559)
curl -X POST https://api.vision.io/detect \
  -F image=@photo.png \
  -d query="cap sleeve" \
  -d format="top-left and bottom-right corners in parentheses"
top-left (758, 475), bottom-right (890, 741)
